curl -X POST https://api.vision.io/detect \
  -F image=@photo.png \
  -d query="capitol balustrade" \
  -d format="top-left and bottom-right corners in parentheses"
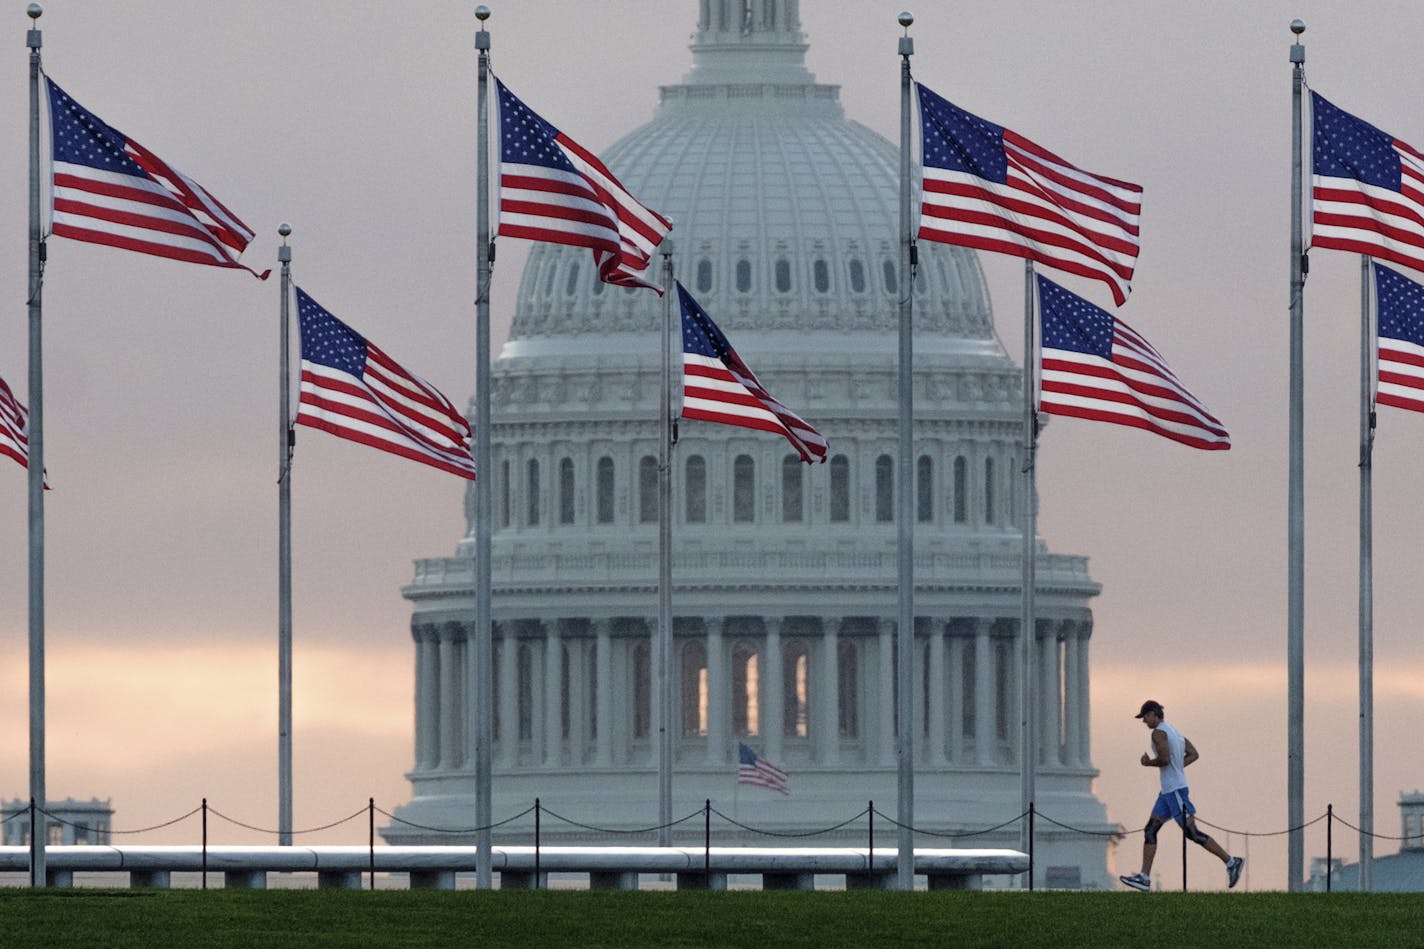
top-left (411, 549), bottom-right (1093, 591)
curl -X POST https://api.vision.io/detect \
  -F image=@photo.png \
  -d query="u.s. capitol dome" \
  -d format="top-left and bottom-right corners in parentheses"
top-left (387, 0), bottom-right (1114, 889)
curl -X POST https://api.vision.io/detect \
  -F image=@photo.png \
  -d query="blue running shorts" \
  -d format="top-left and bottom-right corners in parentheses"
top-left (1152, 787), bottom-right (1196, 824)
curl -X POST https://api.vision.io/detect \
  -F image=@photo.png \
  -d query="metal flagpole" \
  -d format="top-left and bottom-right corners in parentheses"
top-left (277, 223), bottom-right (294, 847)
top-left (473, 3), bottom-right (494, 891)
top-left (1020, 259), bottom-right (1038, 886)
top-left (26, 1), bottom-right (46, 889)
top-left (895, 10), bottom-right (915, 892)
top-left (1287, 18), bottom-right (1306, 891)
top-left (1358, 253), bottom-right (1374, 891)
top-left (657, 242), bottom-right (676, 847)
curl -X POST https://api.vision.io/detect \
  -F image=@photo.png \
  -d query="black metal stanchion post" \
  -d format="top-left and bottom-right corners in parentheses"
top-left (201, 798), bottom-right (208, 890)
top-left (369, 797), bottom-right (376, 891)
top-left (868, 801), bottom-right (874, 866)
top-left (28, 798), bottom-right (35, 888)
top-left (1027, 802), bottom-right (1035, 891)
top-left (1181, 822), bottom-right (1188, 892)
top-left (1327, 804), bottom-right (1333, 893)
top-left (534, 798), bottom-right (541, 889)
top-left (704, 799), bottom-right (711, 880)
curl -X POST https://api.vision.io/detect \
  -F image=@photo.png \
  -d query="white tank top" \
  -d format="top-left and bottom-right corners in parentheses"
top-left (1156, 720), bottom-right (1188, 793)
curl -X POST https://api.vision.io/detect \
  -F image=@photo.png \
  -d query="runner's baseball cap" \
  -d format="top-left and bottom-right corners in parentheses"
top-left (1135, 700), bottom-right (1164, 719)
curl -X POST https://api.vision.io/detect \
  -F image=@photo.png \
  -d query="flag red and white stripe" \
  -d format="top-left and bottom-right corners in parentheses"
top-left (46, 78), bottom-right (267, 279)
top-left (0, 372), bottom-right (34, 475)
top-left (916, 83), bottom-right (1142, 306)
top-left (496, 78), bottom-right (670, 292)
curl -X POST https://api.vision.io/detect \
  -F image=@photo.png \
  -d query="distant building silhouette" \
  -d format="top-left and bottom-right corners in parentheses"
top-left (1308, 791), bottom-right (1424, 891)
top-left (2, 797), bottom-right (113, 846)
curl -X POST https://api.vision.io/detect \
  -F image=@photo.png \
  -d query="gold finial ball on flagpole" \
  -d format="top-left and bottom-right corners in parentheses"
top-left (27, 4), bottom-right (42, 20)
top-left (898, 11), bottom-right (913, 28)
top-left (475, 5), bottom-right (490, 21)
top-left (1290, 18), bottom-right (1305, 35)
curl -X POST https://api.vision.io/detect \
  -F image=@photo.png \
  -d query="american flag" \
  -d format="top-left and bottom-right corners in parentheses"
top-left (679, 283), bottom-right (828, 464)
top-left (737, 743), bottom-right (788, 795)
top-left (1037, 275), bottom-right (1230, 450)
top-left (0, 372), bottom-right (33, 475)
top-left (916, 83), bottom-right (1143, 306)
top-left (46, 78), bottom-right (267, 279)
top-left (496, 78), bottom-right (671, 292)
top-left (1374, 263), bottom-right (1424, 414)
top-left (295, 288), bottom-right (477, 480)
top-left (1312, 92), bottom-right (1424, 274)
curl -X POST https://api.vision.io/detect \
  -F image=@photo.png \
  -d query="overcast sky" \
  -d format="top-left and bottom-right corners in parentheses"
top-left (3, 1), bottom-right (1423, 891)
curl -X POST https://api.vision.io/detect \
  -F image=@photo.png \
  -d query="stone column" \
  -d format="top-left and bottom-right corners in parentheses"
top-left (529, 625), bottom-right (545, 765)
top-left (499, 624), bottom-right (519, 768)
top-left (928, 623), bottom-right (947, 766)
top-left (594, 620), bottom-right (613, 766)
top-left (439, 628), bottom-right (461, 770)
top-left (878, 618), bottom-right (895, 766)
top-left (415, 626), bottom-right (439, 771)
top-left (568, 633), bottom-right (588, 766)
top-left (818, 617), bottom-right (840, 765)
top-left (763, 617), bottom-right (784, 762)
top-left (1040, 623), bottom-right (1061, 768)
top-left (974, 619), bottom-right (995, 766)
top-left (1075, 621), bottom-right (1092, 767)
top-left (947, 632), bottom-right (966, 765)
top-left (464, 621), bottom-right (479, 769)
top-left (544, 621), bottom-right (562, 767)
top-left (706, 617), bottom-right (727, 764)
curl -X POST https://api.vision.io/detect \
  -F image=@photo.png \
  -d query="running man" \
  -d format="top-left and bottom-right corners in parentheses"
top-left (1119, 700), bottom-right (1244, 892)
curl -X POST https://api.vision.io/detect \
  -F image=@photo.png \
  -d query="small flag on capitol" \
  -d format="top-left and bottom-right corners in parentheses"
top-left (738, 743), bottom-right (789, 795)
top-left (678, 283), bottom-right (828, 464)
top-left (1374, 263), bottom-right (1424, 414)
top-left (46, 78), bottom-right (267, 279)
top-left (1312, 92), bottom-right (1424, 275)
top-left (916, 82), bottom-right (1142, 306)
top-left (1037, 276), bottom-right (1229, 450)
top-left (496, 78), bottom-right (671, 292)
top-left (0, 371), bottom-right (36, 476)
top-left (295, 288), bottom-right (477, 480)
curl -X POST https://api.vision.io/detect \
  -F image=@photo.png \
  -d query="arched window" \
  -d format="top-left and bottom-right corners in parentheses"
top-left (596, 456), bottom-right (615, 524)
top-left (875, 454), bottom-right (894, 523)
top-left (837, 639), bottom-right (859, 738)
top-left (526, 459), bottom-right (541, 526)
top-left (781, 455), bottom-right (803, 523)
top-left (681, 640), bottom-right (708, 737)
top-left (639, 454), bottom-right (658, 524)
top-left (559, 458), bottom-right (575, 525)
top-left (696, 258), bottom-right (714, 293)
top-left (775, 258), bottom-right (792, 293)
top-left (733, 454), bottom-right (755, 523)
top-left (633, 639), bottom-right (651, 739)
top-left (732, 641), bottom-right (760, 736)
top-left (500, 459), bottom-right (511, 529)
top-left (917, 455), bottom-right (933, 523)
top-left (984, 457), bottom-right (995, 526)
top-left (685, 454), bottom-right (707, 523)
top-left (592, 275), bottom-right (606, 295)
top-left (813, 259), bottom-right (830, 293)
top-left (953, 456), bottom-right (968, 524)
top-left (783, 641), bottom-right (810, 737)
top-left (565, 261), bottom-right (581, 296)
top-left (542, 260), bottom-right (558, 297)
top-left (736, 259), bottom-right (753, 293)
top-left (830, 454), bottom-right (850, 523)
top-left (848, 258), bottom-right (866, 293)
top-left (883, 259), bottom-right (899, 294)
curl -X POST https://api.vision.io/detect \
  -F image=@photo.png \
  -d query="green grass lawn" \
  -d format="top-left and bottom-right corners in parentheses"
top-left (2, 890), bottom-right (1422, 948)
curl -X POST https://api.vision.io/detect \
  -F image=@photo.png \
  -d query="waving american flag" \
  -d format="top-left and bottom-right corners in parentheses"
top-left (0, 371), bottom-right (34, 476)
top-left (496, 78), bottom-right (670, 292)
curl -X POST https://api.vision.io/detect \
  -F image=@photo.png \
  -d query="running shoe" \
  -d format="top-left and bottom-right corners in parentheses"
top-left (1226, 856), bottom-right (1244, 889)
top-left (1119, 872), bottom-right (1151, 892)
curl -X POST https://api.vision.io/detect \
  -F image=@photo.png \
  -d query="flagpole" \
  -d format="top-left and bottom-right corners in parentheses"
top-left (657, 240), bottom-right (675, 848)
top-left (1020, 259), bottom-right (1038, 886)
top-left (1287, 18), bottom-right (1306, 892)
top-left (26, 2), bottom-right (46, 890)
top-left (895, 10), bottom-right (916, 893)
top-left (473, 3), bottom-right (494, 891)
top-left (1358, 253), bottom-right (1374, 891)
top-left (277, 224), bottom-right (294, 847)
